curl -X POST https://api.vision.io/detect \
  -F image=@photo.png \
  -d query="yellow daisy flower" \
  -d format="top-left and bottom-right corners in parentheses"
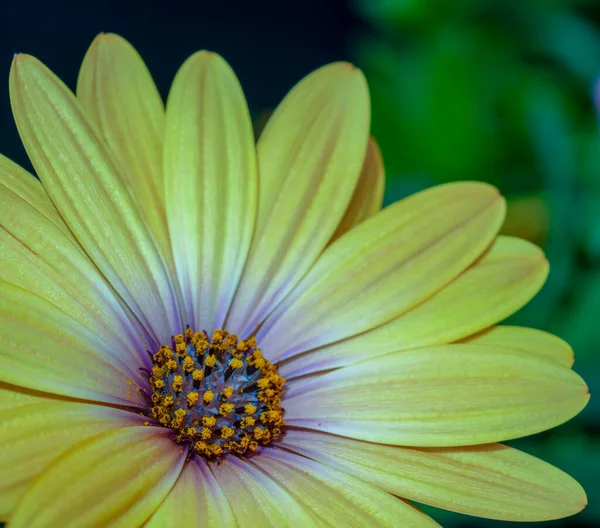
top-left (0, 33), bottom-right (589, 527)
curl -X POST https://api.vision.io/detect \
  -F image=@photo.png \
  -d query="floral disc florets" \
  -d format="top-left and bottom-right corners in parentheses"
top-left (147, 328), bottom-right (285, 460)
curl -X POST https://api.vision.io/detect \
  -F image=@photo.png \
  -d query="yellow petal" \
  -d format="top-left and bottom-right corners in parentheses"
top-left (9, 426), bottom-right (185, 528)
top-left (281, 235), bottom-right (546, 378)
top-left (77, 33), bottom-right (172, 266)
top-left (462, 325), bottom-right (574, 367)
top-left (281, 429), bottom-right (587, 522)
top-left (260, 182), bottom-right (505, 362)
top-left (0, 381), bottom-right (83, 412)
top-left (0, 382), bottom-right (53, 412)
top-left (226, 62), bottom-right (370, 336)
top-left (0, 153), bottom-right (153, 368)
top-left (0, 397), bottom-right (142, 519)
top-left (0, 281), bottom-right (147, 406)
top-left (330, 136), bottom-right (385, 241)
top-left (164, 51), bottom-right (257, 329)
top-left (0, 382), bottom-right (56, 520)
top-left (210, 453), bottom-right (318, 527)
top-left (0, 152), bottom-right (69, 236)
top-left (253, 448), bottom-right (440, 527)
top-left (10, 54), bottom-right (180, 344)
top-left (145, 458), bottom-right (235, 528)
top-left (285, 344), bottom-right (589, 446)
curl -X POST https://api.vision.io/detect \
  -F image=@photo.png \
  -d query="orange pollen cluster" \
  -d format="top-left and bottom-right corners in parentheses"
top-left (147, 328), bottom-right (285, 459)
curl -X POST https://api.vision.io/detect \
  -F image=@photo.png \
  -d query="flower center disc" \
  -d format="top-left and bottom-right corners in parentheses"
top-left (148, 328), bottom-right (285, 459)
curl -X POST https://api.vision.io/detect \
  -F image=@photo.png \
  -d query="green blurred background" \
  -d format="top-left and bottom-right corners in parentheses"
top-left (1, 0), bottom-right (598, 526)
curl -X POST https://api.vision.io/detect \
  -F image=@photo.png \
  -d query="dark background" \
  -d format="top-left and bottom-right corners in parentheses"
top-left (0, 0), bottom-right (352, 171)
top-left (1, 0), bottom-right (598, 527)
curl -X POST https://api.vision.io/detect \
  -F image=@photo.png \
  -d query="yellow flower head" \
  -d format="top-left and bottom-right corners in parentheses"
top-left (0, 32), bottom-right (589, 528)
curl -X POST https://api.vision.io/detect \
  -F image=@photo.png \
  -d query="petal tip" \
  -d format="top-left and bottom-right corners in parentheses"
top-left (573, 378), bottom-right (591, 415)
top-left (437, 181), bottom-right (503, 205)
top-left (9, 54), bottom-right (40, 95)
top-left (483, 183), bottom-right (503, 203)
top-left (580, 493), bottom-right (589, 511)
top-left (179, 50), bottom-right (229, 76)
top-left (11, 53), bottom-right (33, 71)
top-left (87, 32), bottom-right (134, 58)
top-left (334, 61), bottom-right (360, 72)
top-left (563, 481), bottom-right (588, 518)
top-left (312, 61), bottom-right (369, 94)
top-left (9, 53), bottom-right (46, 83)
top-left (96, 32), bottom-right (121, 41)
top-left (190, 49), bottom-right (220, 61)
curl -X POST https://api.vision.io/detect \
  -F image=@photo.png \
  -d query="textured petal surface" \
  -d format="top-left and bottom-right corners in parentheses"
top-left (253, 448), bottom-right (439, 527)
top-left (281, 235), bottom-right (546, 378)
top-left (0, 383), bottom-right (56, 519)
top-left (10, 426), bottom-right (185, 528)
top-left (146, 458), bottom-right (235, 528)
top-left (0, 382), bottom-right (52, 411)
top-left (330, 136), bottom-right (385, 241)
top-left (463, 325), bottom-right (574, 367)
top-left (0, 153), bottom-right (68, 235)
top-left (281, 429), bottom-right (587, 522)
top-left (285, 344), bottom-right (589, 446)
top-left (227, 63), bottom-right (370, 336)
top-left (77, 33), bottom-right (172, 266)
top-left (0, 153), bottom-right (152, 371)
top-left (0, 281), bottom-right (147, 406)
top-left (10, 54), bottom-right (180, 345)
top-left (0, 392), bottom-right (142, 519)
top-left (210, 454), bottom-right (318, 527)
top-left (260, 182), bottom-right (505, 361)
top-left (164, 51), bottom-right (257, 330)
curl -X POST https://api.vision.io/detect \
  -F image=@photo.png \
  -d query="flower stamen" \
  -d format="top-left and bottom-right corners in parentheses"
top-left (147, 328), bottom-right (285, 459)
